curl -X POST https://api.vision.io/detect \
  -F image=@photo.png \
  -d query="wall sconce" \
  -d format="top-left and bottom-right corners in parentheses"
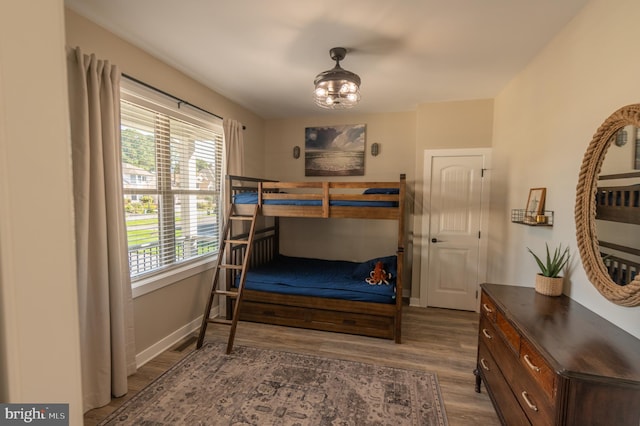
top-left (614, 129), bottom-right (627, 146)
top-left (293, 146), bottom-right (301, 159)
top-left (371, 143), bottom-right (380, 156)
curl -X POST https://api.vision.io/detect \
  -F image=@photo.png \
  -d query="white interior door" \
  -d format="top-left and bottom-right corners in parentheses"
top-left (421, 149), bottom-right (491, 311)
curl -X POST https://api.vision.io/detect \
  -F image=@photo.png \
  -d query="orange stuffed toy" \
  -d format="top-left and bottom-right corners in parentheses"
top-left (365, 261), bottom-right (392, 285)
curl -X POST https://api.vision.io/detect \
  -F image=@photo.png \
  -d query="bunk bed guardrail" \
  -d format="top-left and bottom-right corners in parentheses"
top-left (600, 240), bottom-right (640, 286)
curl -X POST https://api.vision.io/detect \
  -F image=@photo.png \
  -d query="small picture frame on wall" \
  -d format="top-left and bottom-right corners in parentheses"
top-left (525, 188), bottom-right (546, 218)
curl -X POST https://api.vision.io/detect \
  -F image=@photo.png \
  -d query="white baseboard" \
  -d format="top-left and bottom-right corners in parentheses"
top-left (409, 297), bottom-right (422, 307)
top-left (135, 306), bottom-right (219, 368)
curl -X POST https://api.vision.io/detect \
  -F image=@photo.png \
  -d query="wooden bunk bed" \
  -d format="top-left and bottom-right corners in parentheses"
top-left (595, 183), bottom-right (640, 225)
top-left (599, 241), bottom-right (640, 286)
top-left (596, 177), bottom-right (640, 285)
top-left (224, 174), bottom-right (407, 343)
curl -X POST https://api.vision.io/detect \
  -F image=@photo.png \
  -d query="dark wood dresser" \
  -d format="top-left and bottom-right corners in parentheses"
top-left (475, 283), bottom-right (640, 425)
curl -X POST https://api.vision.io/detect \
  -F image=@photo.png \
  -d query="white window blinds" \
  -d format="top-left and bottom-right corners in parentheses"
top-left (120, 78), bottom-right (223, 279)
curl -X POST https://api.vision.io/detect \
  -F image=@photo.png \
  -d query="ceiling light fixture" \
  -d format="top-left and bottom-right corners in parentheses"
top-left (313, 47), bottom-right (361, 109)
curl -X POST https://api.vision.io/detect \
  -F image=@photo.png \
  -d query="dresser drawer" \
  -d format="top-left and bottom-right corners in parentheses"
top-left (478, 342), bottom-right (531, 426)
top-left (509, 360), bottom-right (555, 426)
top-left (478, 316), bottom-right (520, 384)
top-left (478, 316), bottom-right (503, 360)
top-left (480, 291), bottom-right (497, 322)
top-left (519, 338), bottom-right (556, 401)
top-left (496, 310), bottom-right (521, 355)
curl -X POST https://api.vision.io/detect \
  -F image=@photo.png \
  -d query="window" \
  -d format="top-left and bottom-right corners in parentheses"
top-left (120, 79), bottom-right (223, 280)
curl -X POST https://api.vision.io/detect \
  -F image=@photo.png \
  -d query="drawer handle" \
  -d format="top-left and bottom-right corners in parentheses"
top-left (482, 329), bottom-right (492, 339)
top-left (480, 358), bottom-right (490, 371)
top-left (482, 303), bottom-right (494, 313)
top-left (521, 391), bottom-right (539, 412)
top-left (524, 354), bottom-right (541, 372)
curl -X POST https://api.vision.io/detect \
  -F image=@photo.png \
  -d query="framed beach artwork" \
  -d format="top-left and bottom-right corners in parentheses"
top-left (304, 124), bottom-right (366, 176)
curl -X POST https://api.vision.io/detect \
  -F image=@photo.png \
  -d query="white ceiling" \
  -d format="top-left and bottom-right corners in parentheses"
top-left (64, 0), bottom-right (589, 119)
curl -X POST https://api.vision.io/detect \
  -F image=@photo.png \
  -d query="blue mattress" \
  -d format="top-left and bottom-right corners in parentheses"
top-left (236, 255), bottom-right (397, 304)
top-left (233, 188), bottom-right (399, 207)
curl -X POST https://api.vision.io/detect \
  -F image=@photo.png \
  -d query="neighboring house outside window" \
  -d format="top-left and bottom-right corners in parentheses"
top-left (120, 78), bottom-right (223, 284)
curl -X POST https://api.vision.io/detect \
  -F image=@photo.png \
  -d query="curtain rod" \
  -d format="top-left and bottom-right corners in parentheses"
top-left (122, 73), bottom-right (246, 130)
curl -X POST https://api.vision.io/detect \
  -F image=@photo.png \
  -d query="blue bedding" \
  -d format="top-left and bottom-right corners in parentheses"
top-left (233, 188), bottom-right (399, 207)
top-left (236, 255), bottom-right (397, 304)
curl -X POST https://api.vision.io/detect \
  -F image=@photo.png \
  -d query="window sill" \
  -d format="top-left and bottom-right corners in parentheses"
top-left (132, 255), bottom-right (216, 298)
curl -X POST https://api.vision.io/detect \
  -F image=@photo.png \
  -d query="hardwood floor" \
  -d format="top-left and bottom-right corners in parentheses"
top-left (84, 306), bottom-right (500, 425)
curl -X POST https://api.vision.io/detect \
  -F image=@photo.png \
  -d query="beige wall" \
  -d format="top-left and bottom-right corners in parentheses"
top-left (64, 8), bottom-right (266, 359)
top-left (489, 0), bottom-right (640, 338)
top-left (133, 273), bottom-right (211, 353)
top-left (411, 100), bottom-right (494, 300)
top-left (264, 112), bottom-right (416, 182)
top-left (0, 1), bottom-right (83, 422)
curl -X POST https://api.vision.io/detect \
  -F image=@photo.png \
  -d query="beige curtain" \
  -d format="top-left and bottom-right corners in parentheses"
top-left (66, 46), bottom-right (136, 412)
top-left (223, 118), bottom-right (245, 176)
top-left (221, 118), bottom-right (245, 209)
top-left (219, 119), bottom-right (245, 315)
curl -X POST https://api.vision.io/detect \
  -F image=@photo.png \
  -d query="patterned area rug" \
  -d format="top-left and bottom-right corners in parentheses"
top-left (100, 342), bottom-right (448, 425)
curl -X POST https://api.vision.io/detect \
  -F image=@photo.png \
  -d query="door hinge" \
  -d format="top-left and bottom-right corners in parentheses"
top-left (478, 231), bottom-right (481, 239)
top-left (481, 168), bottom-right (487, 177)
top-left (475, 290), bottom-right (478, 299)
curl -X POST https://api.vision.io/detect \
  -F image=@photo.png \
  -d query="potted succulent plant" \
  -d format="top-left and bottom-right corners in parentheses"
top-left (527, 243), bottom-right (570, 296)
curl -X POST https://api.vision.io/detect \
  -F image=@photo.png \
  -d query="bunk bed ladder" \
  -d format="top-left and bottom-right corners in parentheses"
top-left (196, 203), bottom-right (259, 354)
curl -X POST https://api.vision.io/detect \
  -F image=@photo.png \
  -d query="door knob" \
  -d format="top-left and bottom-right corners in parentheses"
top-left (431, 238), bottom-right (438, 243)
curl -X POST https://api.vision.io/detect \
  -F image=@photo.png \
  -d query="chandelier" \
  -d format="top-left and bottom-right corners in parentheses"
top-left (313, 47), bottom-right (361, 109)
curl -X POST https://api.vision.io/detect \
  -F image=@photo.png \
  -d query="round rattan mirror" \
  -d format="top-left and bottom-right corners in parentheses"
top-left (575, 104), bottom-right (640, 306)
